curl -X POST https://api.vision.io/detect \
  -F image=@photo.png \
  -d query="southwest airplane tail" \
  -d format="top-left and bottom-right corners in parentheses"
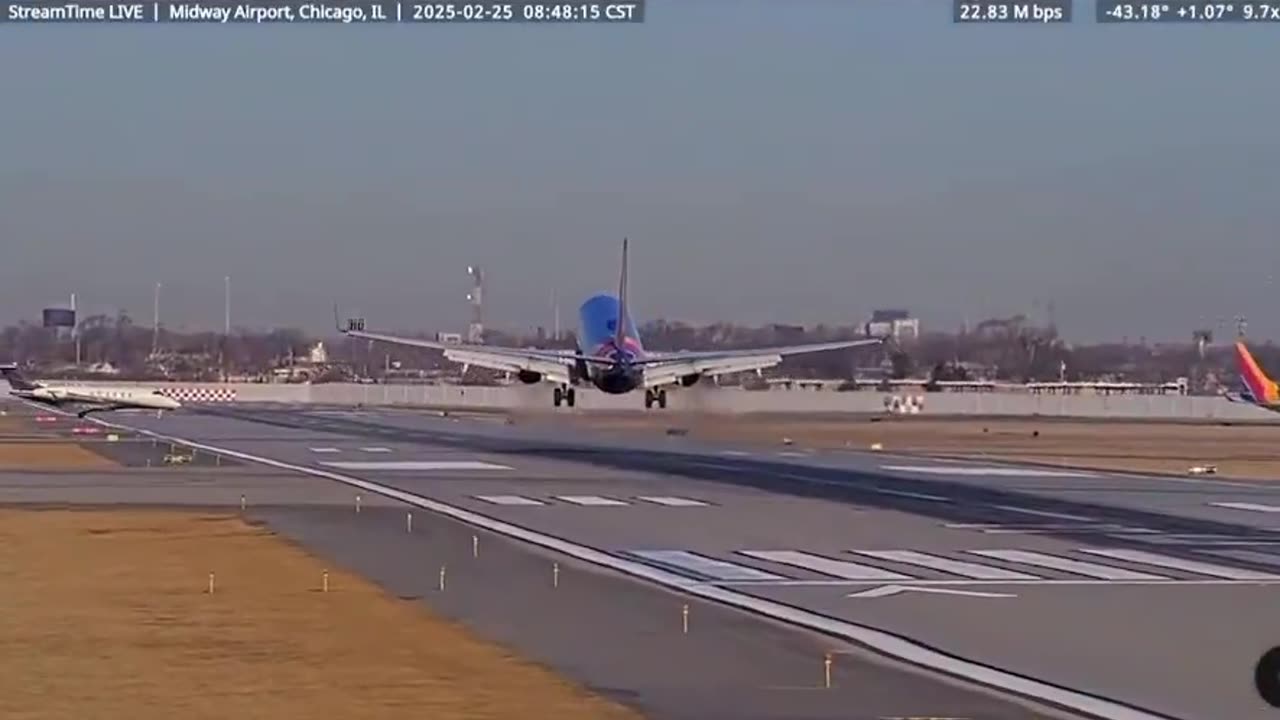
top-left (338, 238), bottom-right (885, 409)
top-left (1231, 341), bottom-right (1280, 410)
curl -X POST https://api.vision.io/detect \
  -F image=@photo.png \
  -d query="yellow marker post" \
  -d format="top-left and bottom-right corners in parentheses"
top-left (438, 565), bottom-right (447, 591)
top-left (472, 534), bottom-right (478, 558)
top-left (823, 652), bottom-right (833, 689)
top-left (682, 604), bottom-right (689, 634)
top-left (322, 570), bottom-right (329, 593)
top-left (553, 562), bottom-right (560, 588)
top-left (208, 572), bottom-right (216, 595)
top-left (406, 512), bottom-right (413, 533)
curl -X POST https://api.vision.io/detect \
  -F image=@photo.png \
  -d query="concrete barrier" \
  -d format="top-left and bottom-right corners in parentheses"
top-left (54, 380), bottom-right (1280, 421)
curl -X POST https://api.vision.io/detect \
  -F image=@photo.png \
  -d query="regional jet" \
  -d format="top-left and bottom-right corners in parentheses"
top-left (1226, 340), bottom-right (1280, 412)
top-left (337, 239), bottom-right (884, 408)
top-left (1, 364), bottom-right (182, 417)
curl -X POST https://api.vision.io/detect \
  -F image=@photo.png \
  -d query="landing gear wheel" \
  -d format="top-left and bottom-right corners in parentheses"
top-left (566, 388), bottom-right (576, 407)
top-left (657, 389), bottom-right (667, 409)
top-left (553, 387), bottom-right (563, 407)
top-left (644, 390), bottom-right (654, 409)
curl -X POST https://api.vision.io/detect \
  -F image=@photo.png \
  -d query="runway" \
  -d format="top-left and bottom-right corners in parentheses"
top-left (57, 403), bottom-right (1280, 720)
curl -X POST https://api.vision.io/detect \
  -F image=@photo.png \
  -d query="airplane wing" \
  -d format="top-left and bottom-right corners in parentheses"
top-left (637, 338), bottom-right (884, 389)
top-left (339, 326), bottom-right (614, 386)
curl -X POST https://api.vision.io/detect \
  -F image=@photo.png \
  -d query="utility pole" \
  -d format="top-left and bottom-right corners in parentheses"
top-left (152, 282), bottom-right (161, 357)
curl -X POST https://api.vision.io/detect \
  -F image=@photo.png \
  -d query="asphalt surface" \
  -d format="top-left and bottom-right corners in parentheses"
top-left (14, 401), bottom-right (1280, 719)
top-left (0, 401), bottom-right (1077, 720)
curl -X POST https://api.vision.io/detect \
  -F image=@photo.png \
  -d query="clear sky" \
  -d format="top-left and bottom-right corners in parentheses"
top-left (2, 0), bottom-right (1277, 342)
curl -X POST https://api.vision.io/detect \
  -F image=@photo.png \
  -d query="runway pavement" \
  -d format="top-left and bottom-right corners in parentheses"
top-left (38, 402), bottom-right (1280, 720)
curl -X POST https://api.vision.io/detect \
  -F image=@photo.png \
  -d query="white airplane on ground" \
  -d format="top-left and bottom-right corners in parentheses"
top-left (338, 239), bottom-right (885, 408)
top-left (1, 364), bottom-right (182, 418)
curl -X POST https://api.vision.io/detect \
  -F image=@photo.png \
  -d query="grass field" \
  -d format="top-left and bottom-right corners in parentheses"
top-left (527, 413), bottom-right (1280, 480)
top-left (0, 442), bottom-right (120, 469)
top-left (0, 509), bottom-right (641, 720)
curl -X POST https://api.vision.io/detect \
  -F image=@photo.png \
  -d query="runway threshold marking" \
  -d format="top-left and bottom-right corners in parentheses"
top-left (1077, 548), bottom-right (1280, 581)
top-left (851, 551), bottom-right (1039, 581)
top-left (85, 414), bottom-right (1179, 720)
top-left (556, 495), bottom-right (628, 506)
top-left (739, 551), bottom-right (913, 581)
top-left (627, 550), bottom-right (786, 581)
top-left (475, 495), bottom-right (546, 506)
top-left (967, 550), bottom-right (1167, 581)
top-left (636, 496), bottom-right (709, 507)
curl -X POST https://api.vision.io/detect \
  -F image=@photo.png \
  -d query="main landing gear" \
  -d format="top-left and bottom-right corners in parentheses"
top-left (553, 386), bottom-right (576, 408)
top-left (644, 388), bottom-right (667, 409)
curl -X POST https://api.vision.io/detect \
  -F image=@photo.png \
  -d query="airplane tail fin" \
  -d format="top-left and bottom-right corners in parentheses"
top-left (0, 364), bottom-right (40, 391)
top-left (1234, 341), bottom-right (1280, 405)
top-left (615, 237), bottom-right (629, 347)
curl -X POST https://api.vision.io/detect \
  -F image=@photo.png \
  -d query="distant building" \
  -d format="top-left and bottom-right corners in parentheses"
top-left (436, 332), bottom-right (463, 344)
top-left (865, 309), bottom-right (919, 341)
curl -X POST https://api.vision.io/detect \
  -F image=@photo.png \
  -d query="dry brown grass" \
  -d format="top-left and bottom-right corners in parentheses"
top-left (0, 509), bottom-right (641, 720)
top-left (528, 413), bottom-right (1280, 480)
top-left (0, 442), bottom-right (119, 469)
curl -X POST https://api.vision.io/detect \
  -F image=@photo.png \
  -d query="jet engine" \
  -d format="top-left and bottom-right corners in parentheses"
top-left (516, 370), bottom-right (543, 384)
top-left (680, 373), bottom-right (702, 387)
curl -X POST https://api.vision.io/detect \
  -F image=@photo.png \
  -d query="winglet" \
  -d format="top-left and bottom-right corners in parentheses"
top-left (615, 237), bottom-right (629, 346)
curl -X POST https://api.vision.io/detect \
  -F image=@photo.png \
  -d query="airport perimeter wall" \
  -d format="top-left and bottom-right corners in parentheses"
top-left (61, 380), bottom-right (1279, 420)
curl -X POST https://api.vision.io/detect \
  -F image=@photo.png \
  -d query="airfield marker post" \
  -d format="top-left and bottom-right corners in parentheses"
top-left (406, 512), bottom-right (413, 533)
top-left (322, 570), bottom-right (329, 593)
top-left (824, 653), bottom-right (832, 689)
top-left (472, 534), bottom-right (478, 558)
top-left (208, 572), bottom-right (215, 595)
top-left (355, 494), bottom-right (362, 513)
top-left (682, 604), bottom-right (689, 634)
top-left (553, 562), bottom-right (560, 588)
top-left (240, 494), bottom-right (246, 512)
top-left (439, 565), bottom-right (447, 591)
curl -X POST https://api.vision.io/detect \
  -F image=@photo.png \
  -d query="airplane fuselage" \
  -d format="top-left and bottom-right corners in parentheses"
top-left (12, 385), bottom-right (182, 411)
top-left (577, 293), bottom-right (645, 395)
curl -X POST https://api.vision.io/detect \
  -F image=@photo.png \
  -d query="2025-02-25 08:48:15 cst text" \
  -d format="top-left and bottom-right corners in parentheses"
top-left (409, 2), bottom-right (641, 21)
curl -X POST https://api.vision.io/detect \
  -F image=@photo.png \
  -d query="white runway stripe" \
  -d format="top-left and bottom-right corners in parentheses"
top-left (994, 506), bottom-right (1096, 522)
top-left (636, 496), bottom-right (708, 507)
top-left (629, 550), bottom-right (786, 581)
top-left (739, 551), bottom-right (912, 581)
top-left (873, 488), bottom-right (950, 502)
top-left (851, 550), bottom-right (1041, 580)
top-left (1077, 548), bottom-right (1280, 581)
top-left (1210, 502), bottom-right (1280, 513)
top-left (968, 550), bottom-right (1168, 580)
top-left (475, 495), bottom-right (545, 506)
top-left (557, 495), bottom-right (629, 506)
top-left (359, 447), bottom-right (392, 453)
top-left (882, 465), bottom-right (1096, 478)
top-left (308, 447), bottom-right (341, 453)
top-left (320, 461), bottom-right (511, 471)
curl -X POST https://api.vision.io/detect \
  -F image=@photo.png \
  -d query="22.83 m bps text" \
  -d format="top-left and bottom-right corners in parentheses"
top-left (1, 0), bottom-right (646, 23)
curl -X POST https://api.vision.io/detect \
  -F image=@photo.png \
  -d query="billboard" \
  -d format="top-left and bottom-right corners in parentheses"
top-left (42, 308), bottom-right (76, 328)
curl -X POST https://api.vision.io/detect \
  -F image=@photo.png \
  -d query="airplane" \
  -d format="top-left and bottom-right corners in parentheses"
top-left (1226, 340), bottom-right (1280, 412)
top-left (337, 239), bottom-right (885, 408)
top-left (1, 364), bottom-right (182, 418)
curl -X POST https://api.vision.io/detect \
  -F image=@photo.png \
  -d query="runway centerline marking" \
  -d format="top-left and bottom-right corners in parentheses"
top-left (318, 460), bottom-right (512, 471)
top-left (308, 447), bottom-right (341, 453)
top-left (1210, 502), bottom-right (1280, 513)
top-left (358, 446), bottom-right (393, 453)
top-left (881, 465), bottom-right (1098, 479)
top-left (85, 412), bottom-right (1180, 720)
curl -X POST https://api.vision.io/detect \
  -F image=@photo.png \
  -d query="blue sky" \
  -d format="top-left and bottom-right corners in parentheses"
top-left (2, 0), bottom-right (1277, 342)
